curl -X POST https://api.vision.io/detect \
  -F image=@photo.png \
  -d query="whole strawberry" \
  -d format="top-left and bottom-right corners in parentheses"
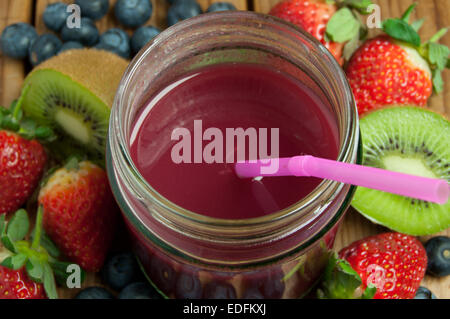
top-left (0, 266), bottom-right (46, 299)
top-left (339, 232), bottom-right (427, 299)
top-left (38, 159), bottom-right (118, 272)
top-left (0, 93), bottom-right (54, 215)
top-left (269, 0), bottom-right (372, 65)
top-left (346, 4), bottom-right (450, 116)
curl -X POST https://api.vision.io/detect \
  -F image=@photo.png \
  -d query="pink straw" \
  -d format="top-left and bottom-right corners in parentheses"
top-left (235, 156), bottom-right (449, 204)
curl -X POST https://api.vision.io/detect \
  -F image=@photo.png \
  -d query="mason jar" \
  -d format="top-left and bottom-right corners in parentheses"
top-left (106, 11), bottom-right (360, 299)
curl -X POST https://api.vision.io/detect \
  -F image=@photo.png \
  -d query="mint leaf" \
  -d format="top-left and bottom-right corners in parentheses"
top-left (43, 263), bottom-right (58, 299)
top-left (6, 209), bottom-right (30, 242)
top-left (326, 8), bottom-right (360, 43)
top-left (383, 19), bottom-right (421, 47)
top-left (432, 69), bottom-right (444, 93)
top-left (429, 43), bottom-right (450, 70)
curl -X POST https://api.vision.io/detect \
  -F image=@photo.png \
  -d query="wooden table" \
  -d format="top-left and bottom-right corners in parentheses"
top-left (0, 0), bottom-right (449, 299)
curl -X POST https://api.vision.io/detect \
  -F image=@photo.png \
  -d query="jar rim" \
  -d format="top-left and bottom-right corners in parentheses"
top-left (109, 11), bottom-right (359, 232)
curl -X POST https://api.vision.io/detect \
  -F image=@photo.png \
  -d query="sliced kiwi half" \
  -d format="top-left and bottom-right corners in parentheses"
top-left (21, 49), bottom-right (129, 162)
top-left (352, 106), bottom-right (450, 235)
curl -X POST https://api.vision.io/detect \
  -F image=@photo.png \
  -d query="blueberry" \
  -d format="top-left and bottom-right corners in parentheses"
top-left (95, 28), bottom-right (130, 59)
top-left (101, 252), bottom-right (140, 291)
top-left (206, 2), bottom-right (237, 13)
top-left (242, 269), bottom-right (285, 299)
top-left (0, 23), bottom-right (38, 59)
top-left (131, 26), bottom-right (160, 55)
top-left (149, 256), bottom-right (176, 294)
top-left (114, 0), bottom-right (153, 29)
top-left (118, 282), bottom-right (162, 299)
top-left (75, 0), bottom-right (110, 20)
top-left (167, 0), bottom-right (202, 27)
top-left (202, 281), bottom-right (236, 299)
top-left (75, 287), bottom-right (115, 299)
top-left (414, 286), bottom-right (438, 299)
top-left (175, 271), bottom-right (202, 299)
top-left (425, 236), bottom-right (450, 277)
top-left (61, 17), bottom-right (99, 46)
top-left (29, 34), bottom-right (62, 66)
top-left (58, 41), bottom-right (84, 53)
top-left (43, 2), bottom-right (70, 32)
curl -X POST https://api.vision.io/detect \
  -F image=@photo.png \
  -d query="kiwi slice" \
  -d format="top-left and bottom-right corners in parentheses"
top-left (352, 106), bottom-right (450, 235)
top-left (21, 49), bottom-right (129, 161)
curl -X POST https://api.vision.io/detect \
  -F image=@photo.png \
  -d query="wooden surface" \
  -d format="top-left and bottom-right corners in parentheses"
top-left (0, 0), bottom-right (449, 299)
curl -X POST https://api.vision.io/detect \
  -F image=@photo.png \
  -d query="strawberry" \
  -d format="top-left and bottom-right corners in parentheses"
top-left (346, 4), bottom-right (450, 116)
top-left (0, 208), bottom-right (85, 299)
top-left (269, 0), bottom-right (373, 65)
top-left (0, 90), bottom-right (54, 215)
top-left (38, 159), bottom-right (119, 272)
top-left (0, 266), bottom-right (46, 299)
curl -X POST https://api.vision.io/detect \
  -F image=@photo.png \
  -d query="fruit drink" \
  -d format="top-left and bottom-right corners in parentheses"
top-left (129, 63), bottom-right (339, 220)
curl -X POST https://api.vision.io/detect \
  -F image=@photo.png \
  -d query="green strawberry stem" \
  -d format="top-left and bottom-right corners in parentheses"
top-left (316, 253), bottom-right (376, 299)
top-left (0, 86), bottom-right (57, 142)
top-left (0, 208), bottom-right (86, 299)
top-left (381, 4), bottom-right (450, 93)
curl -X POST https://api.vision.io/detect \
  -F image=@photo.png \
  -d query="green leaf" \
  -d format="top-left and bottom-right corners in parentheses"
top-left (64, 156), bottom-right (80, 170)
top-left (50, 261), bottom-right (86, 288)
top-left (401, 3), bottom-right (417, 23)
top-left (35, 126), bottom-right (56, 142)
top-left (43, 263), bottom-right (58, 299)
top-left (39, 231), bottom-right (60, 259)
top-left (428, 42), bottom-right (450, 70)
top-left (342, 0), bottom-right (373, 14)
top-left (383, 19), bottom-right (421, 47)
top-left (31, 206), bottom-right (44, 250)
top-left (1, 235), bottom-right (16, 253)
top-left (326, 8), bottom-right (360, 43)
top-left (0, 214), bottom-right (5, 236)
top-left (316, 253), bottom-right (376, 299)
top-left (2, 115), bottom-right (20, 132)
top-left (1, 254), bottom-right (28, 270)
top-left (410, 18), bottom-right (425, 32)
top-left (432, 69), bottom-right (444, 93)
top-left (362, 284), bottom-right (377, 299)
top-left (343, 32), bottom-right (361, 61)
top-left (6, 209), bottom-right (30, 242)
top-left (429, 28), bottom-right (448, 43)
top-left (26, 257), bottom-right (44, 283)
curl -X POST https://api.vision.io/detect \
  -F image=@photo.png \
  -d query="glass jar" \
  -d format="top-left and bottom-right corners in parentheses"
top-left (106, 11), bottom-right (360, 299)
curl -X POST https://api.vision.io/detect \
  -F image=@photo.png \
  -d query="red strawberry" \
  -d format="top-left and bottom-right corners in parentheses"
top-left (339, 232), bottom-right (427, 299)
top-left (269, 0), bottom-right (372, 65)
top-left (270, 0), bottom-right (344, 64)
top-left (0, 130), bottom-right (47, 215)
top-left (0, 266), bottom-right (46, 299)
top-left (346, 36), bottom-right (433, 116)
top-left (346, 4), bottom-right (450, 116)
top-left (38, 159), bottom-right (118, 272)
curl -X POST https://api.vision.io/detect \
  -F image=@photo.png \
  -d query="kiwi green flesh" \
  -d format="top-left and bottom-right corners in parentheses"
top-left (22, 69), bottom-right (110, 159)
top-left (352, 107), bottom-right (450, 236)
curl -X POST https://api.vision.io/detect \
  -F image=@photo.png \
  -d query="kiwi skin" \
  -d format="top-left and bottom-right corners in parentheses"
top-left (352, 105), bottom-right (450, 236)
top-left (21, 49), bottom-right (129, 162)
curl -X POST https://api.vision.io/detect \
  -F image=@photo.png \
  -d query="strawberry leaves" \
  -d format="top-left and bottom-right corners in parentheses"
top-left (381, 4), bottom-right (450, 94)
top-left (0, 87), bottom-right (57, 142)
top-left (317, 253), bottom-right (376, 299)
top-left (0, 207), bottom-right (86, 299)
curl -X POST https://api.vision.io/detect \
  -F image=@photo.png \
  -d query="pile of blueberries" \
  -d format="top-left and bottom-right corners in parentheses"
top-left (0, 0), bottom-right (237, 66)
top-left (76, 251), bottom-right (162, 299)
